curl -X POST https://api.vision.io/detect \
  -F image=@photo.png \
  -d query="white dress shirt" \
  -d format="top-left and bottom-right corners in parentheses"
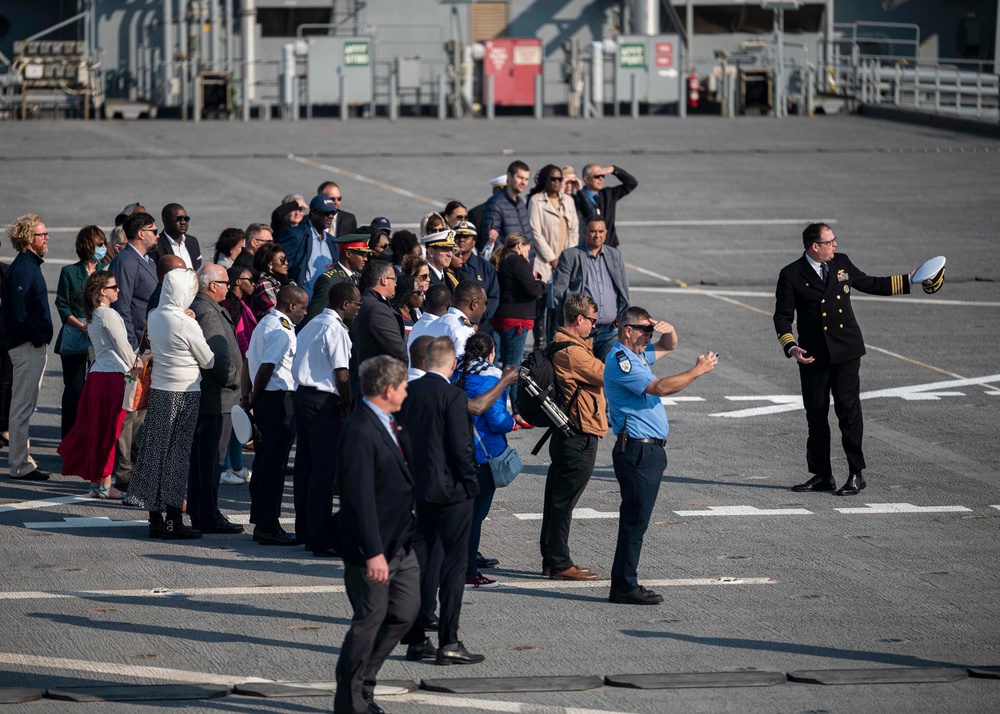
top-left (425, 307), bottom-right (476, 358)
top-left (167, 234), bottom-right (194, 269)
top-left (247, 309), bottom-right (297, 391)
top-left (291, 309), bottom-right (351, 394)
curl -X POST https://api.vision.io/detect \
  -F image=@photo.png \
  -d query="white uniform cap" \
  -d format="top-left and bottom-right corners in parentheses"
top-left (489, 174), bottom-right (507, 187)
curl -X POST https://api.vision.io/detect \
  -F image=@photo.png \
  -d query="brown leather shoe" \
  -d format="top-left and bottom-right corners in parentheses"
top-left (550, 565), bottom-right (599, 581)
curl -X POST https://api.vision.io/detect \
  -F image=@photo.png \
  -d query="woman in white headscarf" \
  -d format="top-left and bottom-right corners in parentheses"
top-left (125, 269), bottom-right (215, 540)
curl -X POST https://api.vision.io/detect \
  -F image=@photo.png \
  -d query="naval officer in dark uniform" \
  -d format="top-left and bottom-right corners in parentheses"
top-left (774, 222), bottom-right (911, 496)
top-left (604, 307), bottom-right (717, 605)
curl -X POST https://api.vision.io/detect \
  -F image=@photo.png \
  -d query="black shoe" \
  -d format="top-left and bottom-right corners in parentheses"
top-left (148, 512), bottom-right (164, 539)
top-left (162, 517), bottom-right (202, 540)
top-left (405, 639), bottom-right (436, 661)
top-left (436, 641), bottom-right (485, 665)
top-left (609, 586), bottom-right (664, 605)
top-left (476, 552), bottom-right (499, 569)
top-left (200, 518), bottom-right (244, 535)
top-left (254, 528), bottom-right (298, 546)
top-left (835, 473), bottom-right (866, 496)
top-left (423, 617), bottom-right (439, 632)
top-left (313, 548), bottom-right (339, 558)
top-left (11, 469), bottom-right (50, 481)
top-left (791, 475), bottom-right (837, 492)
top-left (366, 702), bottom-right (388, 714)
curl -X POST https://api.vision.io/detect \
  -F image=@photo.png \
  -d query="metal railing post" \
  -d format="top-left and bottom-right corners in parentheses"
top-left (437, 75), bottom-right (446, 119)
top-left (242, 72), bottom-right (250, 121)
top-left (630, 73), bottom-right (638, 118)
top-left (582, 72), bottom-right (590, 119)
top-left (339, 73), bottom-right (347, 121)
top-left (485, 74), bottom-right (494, 120)
top-left (534, 73), bottom-right (543, 119)
top-left (193, 73), bottom-right (202, 122)
top-left (894, 63), bottom-right (901, 105)
top-left (913, 64), bottom-right (920, 109)
top-left (976, 68), bottom-right (982, 118)
top-left (955, 70), bottom-right (961, 112)
top-left (389, 71), bottom-right (398, 121)
top-left (934, 65), bottom-right (941, 111)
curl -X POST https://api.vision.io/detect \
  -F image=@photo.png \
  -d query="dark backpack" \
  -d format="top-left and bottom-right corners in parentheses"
top-left (516, 342), bottom-right (573, 427)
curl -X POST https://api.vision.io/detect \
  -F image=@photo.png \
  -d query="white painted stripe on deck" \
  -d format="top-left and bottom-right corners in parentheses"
top-left (628, 286), bottom-right (1000, 308)
top-left (288, 155), bottom-right (445, 208)
top-left (833, 502), bottom-right (973, 515)
top-left (616, 219), bottom-right (837, 227)
top-left (0, 652), bottom-right (270, 686)
top-left (0, 576), bottom-right (771, 602)
top-left (673, 505), bottom-right (813, 517)
top-left (660, 396), bottom-right (705, 406)
top-left (400, 692), bottom-right (641, 714)
top-left (0, 494), bottom-right (90, 514)
top-left (514, 507), bottom-right (616, 521)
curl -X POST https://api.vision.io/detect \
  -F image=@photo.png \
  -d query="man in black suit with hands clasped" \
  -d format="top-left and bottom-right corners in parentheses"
top-left (333, 355), bottom-right (419, 714)
top-left (399, 337), bottom-right (486, 666)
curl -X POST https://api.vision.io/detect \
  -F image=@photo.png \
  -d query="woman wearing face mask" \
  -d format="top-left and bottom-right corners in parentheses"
top-left (54, 226), bottom-right (108, 438)
top-left (58, 271), bottom-right (136, 499)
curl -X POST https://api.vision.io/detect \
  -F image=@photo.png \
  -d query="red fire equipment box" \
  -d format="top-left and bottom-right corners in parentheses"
top-left (483, 38), bottom-right (542, 106)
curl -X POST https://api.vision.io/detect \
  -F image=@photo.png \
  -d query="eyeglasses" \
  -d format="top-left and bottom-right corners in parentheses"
top-left (626, 324), bottom-right (654, 334)
top-left (590, 174), bottom-right (606, 180)
top-left (549, 176), bottom-right (564, 183)
top-left (235, 277), bottom-right (254, 284)
top-left (582, 315), bottom-right (598, 326)
top-left (276, 257), bottom-right (288, 265)
top-left (140, 227), bottom-right (159, 236)
top-left (452, 214), bottom-right (467, 221)
top-left (346, 300), bottom-right (363, 307)
top-left (172, 216), bottom-right (191, 222)
top-left (383, 275), bottom-right (398, 282)
top-left (105, 284), bottom-right (120, 291)
top-left (209, 280), bottom-right (229, 287)
top-left (33, 232), bottom-right (50, 238)
top-left (814, 238), bottom-right (836, 246)
top-left (328, 195), bottom-right (342, 202)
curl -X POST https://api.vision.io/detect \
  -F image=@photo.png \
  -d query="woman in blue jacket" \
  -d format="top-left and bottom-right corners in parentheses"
top-left (456, 332), bottom-right (515, 588)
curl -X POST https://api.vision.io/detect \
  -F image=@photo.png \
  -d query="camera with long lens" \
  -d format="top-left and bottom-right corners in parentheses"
top-left (518, 368), bottom-right (575, 438)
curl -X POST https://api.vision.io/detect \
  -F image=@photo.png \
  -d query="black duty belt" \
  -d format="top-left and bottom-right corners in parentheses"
top-left (631, 437), bottom-right (667, 447)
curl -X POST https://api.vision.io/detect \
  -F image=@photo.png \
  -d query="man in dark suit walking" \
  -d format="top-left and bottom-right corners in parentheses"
top-left (149, 203), bottom-right (202, 270)
top-left (774, 222), bottom-right (912, 496)
top-left (333, 355), bottom-right (419, 714)
top-left (351, 260), bottom-right (407, 366)
top-left (109, 211), bottom-right (160, 490)
top-left (399, 337), bottom-right (485, 666)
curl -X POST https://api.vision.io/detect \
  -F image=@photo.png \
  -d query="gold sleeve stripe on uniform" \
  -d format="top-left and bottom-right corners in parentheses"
top-left (778, 333), bottom-right (796, 347)
top-left (891, 274), bottom-right (904, 295)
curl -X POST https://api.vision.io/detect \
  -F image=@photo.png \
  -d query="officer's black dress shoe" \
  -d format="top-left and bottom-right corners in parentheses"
top-left (253, 528), bottom-right (298, 545)
top-left (199, 518), bottom-right (244, 535)
top-left (405, 639), bottom-right (436, 661)
top-left (423, 616), bottom-right (439, 632)
top-left (11, 469), bottom-right (50, 481)
top-left (436, 641), bottom-right (485, 665)
top-left (835, 473), bottom-right (866, 496)
top-left (791, 475), bottom-right (837, 492)
top-left (609, 586), bottom-right (664, 605)
top-left (476, 552), bottom-right (499, 569)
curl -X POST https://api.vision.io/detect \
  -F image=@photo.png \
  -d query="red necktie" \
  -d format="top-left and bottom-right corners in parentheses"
top-left (389, 417), bottom-right (406, 461)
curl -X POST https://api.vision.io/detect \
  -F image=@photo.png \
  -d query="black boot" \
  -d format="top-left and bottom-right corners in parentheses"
top-left (163, 506), bottom-right (202, 540)
top-left (148, 511), bottom-right (164, 539)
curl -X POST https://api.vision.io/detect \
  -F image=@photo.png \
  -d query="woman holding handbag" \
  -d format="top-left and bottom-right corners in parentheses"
top-left (57, 271), bottom-right (135, 498)
top-left (456, 332), bottom-right (516, 589)
top-left (54, 226), bottom-right (108, 437)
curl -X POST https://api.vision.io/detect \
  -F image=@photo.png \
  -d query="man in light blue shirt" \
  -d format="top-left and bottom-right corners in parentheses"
top-left (603, 306), bottom-right (718, 606)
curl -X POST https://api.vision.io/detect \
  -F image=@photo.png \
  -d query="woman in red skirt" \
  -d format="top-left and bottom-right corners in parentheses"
top-left (58, 270), bottom-right (136, 498)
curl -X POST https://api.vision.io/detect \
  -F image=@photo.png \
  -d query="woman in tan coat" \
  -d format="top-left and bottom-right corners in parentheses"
top-left (528, 164), bottom-right (580, 346)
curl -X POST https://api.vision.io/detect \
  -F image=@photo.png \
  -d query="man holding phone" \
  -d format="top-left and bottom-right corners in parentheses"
top-left (603, 307), bottom-right (718, 605)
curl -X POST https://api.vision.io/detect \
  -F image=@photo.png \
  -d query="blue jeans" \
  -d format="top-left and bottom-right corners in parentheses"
top-left (222, 429), bottom-right (244, 472)
top-left (592, 324), bottom-right (618, 362)
top-left (466, 462), bottom-right (496, 579)
top-left (497, 324), bottom-right (530, 414)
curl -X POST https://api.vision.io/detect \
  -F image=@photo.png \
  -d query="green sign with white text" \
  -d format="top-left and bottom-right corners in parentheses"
top-left (619, 43), bottom-right (645, 68)
top-left (344, 41), bottom-right (370, 67)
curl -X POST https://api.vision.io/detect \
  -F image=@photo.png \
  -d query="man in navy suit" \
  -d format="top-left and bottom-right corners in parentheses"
top-left (333, 355), bottom-right (419, 714)
top-left (109, 212), bottom-right (160, 491)
top-left (399, 337), bottom-right (485, 666)
top-left (278, 194), bottom-right (338, 298)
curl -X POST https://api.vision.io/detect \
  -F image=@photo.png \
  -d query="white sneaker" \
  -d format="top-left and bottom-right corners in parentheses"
top-left (233, 467), bottom-right (252, 483)
top-left (220, 469), bottom-right (245, 486)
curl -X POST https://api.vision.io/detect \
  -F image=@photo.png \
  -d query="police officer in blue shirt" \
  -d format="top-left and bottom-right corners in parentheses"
top-left (604, 306), bottom-right (718, 605)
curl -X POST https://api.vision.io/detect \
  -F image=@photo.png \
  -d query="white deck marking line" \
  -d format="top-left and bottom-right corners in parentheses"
top-left (288, 155), bottom-right (445, 208)
top-left (992, 506), bottom-right (1000, 510)
top-left (0, 577), bottom-right (771, 602)
top-left (629, 286), bottom-right (1000, 308)
top-left (660, 396), bottom-right (705, 405)
top-left (0, 652), bottom-right (271, 686)
top-left (0, 494), bottom-right (90, 514)
top-left (616, 219), bottom-right (837, 227)
top-left (834, 503), bottom-right (973, 514)
top-left (514, 507), bottom-right (617, 521)
top-left (400, 692), bottom-right (641, 714)
top-left (673, 506), bottom-right (813, 516)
